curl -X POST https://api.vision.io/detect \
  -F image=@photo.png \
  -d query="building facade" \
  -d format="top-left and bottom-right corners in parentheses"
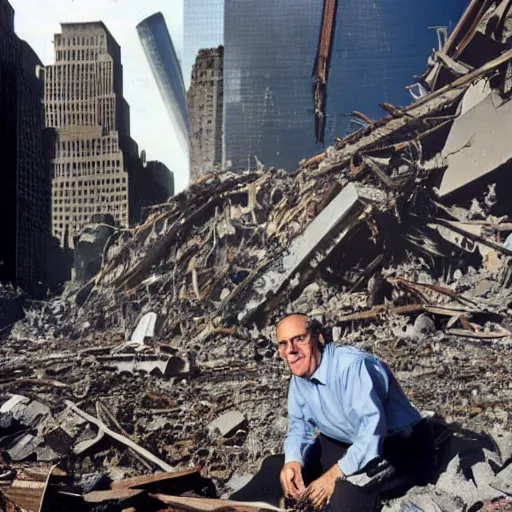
top-left (0, 0), bottom-right (50, 295)
top-left (183, 0), bottom-right (224, 90)
top-left (187, 46), bottom-right (223, 181)
top-left (137, 13), bottom-right (189, 158)
top-left (0, 0), bottom-right (20, 289)
top-left (46, 22), bottom-right (150, 249)
top-left (18, 42), bottom-right (51, 293)
top-left (223, 0), bottom-right (469, 171)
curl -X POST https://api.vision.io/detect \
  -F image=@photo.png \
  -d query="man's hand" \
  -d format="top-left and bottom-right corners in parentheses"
top-left (280, 461), bottom-right (305, 500)
top-left (304, 464), bottom-right (343, 508)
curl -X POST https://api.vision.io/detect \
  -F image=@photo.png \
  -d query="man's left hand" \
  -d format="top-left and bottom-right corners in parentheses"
top-left (303, 464), bottom-right (343, 509)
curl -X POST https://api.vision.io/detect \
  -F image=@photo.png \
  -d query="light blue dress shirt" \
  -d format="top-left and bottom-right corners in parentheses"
top-left (284, 344), bottom-right (421, 476)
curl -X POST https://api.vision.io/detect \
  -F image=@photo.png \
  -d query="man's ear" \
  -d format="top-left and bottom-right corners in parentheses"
top-left (318, 332), bottom-right (326, 347)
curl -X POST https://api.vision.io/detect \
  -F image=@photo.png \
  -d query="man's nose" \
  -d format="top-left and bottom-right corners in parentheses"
top-left (286, 341), bottom-right (298, 354)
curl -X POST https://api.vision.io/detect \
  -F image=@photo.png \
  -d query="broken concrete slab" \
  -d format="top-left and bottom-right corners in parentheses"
top-left (490, 429), bottom-right (512, 466)
top-left (491, 463), bottom-right (512, 496)
top-left (208, 411), bottom-right (245, 439)
top-left (436, 454), bottom-right (480, 505)
top-left (472, 460), bottom-right (503, 501)
top-left (129, 311), bottom-right (158, 346)
top-left (439, 93), bottom-right (512, 197)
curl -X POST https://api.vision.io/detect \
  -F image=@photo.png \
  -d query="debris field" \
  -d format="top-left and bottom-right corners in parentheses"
top-left (1, 1), bottom-right (512, 511)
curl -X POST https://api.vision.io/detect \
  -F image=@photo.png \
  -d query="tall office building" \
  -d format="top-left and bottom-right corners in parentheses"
top-left (45, 22), bottom-right (170, 249)
top-left (137, 13), bottom-right (189, 157)
top-left (0, 0), bottom-right (51, 295)
top-left (187, 46), bottom-right (223, 180)
top-left (183, 0), bottom-right (224, 90)
top-left (223, 0), bottom-right (468, 171)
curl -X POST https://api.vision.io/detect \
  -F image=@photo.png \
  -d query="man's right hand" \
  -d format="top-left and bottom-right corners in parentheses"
top-left (280, 461), bottom-right (305, 500)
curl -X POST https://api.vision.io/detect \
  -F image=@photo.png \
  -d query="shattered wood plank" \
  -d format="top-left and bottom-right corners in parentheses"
top-left (446, 329), bottom-right (512, 339)
top-left (111, 468), bottom-right (199, 490)
top-left (65, 400), bottom-right (175, 472)
top-left (299, 151), bottom-right (327, 169)
top-left (434, 219), bottom-right (512, 257)
top-left (0, 378), bottom-right (69, 389)
top-left (390, 277), bottom-right (478, 306)
top-left (84, 488), bottom-right (143, 503)
top-left (338, 304), bottom-right (477, 323)
top-left (0, 464), bottom-right (63, 512)
top-left (319, 48), bottom-right (512, 175)
top-left (150, 494), bottom-right (283, 512)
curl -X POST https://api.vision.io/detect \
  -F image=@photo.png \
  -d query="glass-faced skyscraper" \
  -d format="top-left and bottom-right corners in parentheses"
top-left (223, 0), bottom-right (468, 171)
top-left (183, 0), bottom-right (224, 90)
top-left (137, 13), bottom-right (189, 156)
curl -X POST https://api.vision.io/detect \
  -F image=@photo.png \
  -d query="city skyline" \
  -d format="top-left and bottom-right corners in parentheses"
top-left (9, 0), bottom-right (189, 193)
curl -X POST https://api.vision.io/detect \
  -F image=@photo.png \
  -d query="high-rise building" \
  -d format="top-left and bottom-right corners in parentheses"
top-left (45, 22), bottom-right (170, 249)
top-left (137, 13), bottom-right (189, 158)
top-left (187, 46), bottom-right (223, 181)
top-left (183, 0), bottom-right (224, 90)
top-left (223, 0), bottom-right (469, 171)
top-left (0, 0), bottom-right (51, 295)
top-left (18, 42), bottom-right (52, 293)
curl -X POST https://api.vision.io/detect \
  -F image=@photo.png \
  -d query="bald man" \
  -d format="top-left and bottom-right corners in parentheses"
top-left (230, 314), bottom-right (435, 511)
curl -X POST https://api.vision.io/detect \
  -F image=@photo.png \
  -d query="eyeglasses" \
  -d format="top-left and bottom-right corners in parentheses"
top-left (277, 332), bottom-right (310, 351)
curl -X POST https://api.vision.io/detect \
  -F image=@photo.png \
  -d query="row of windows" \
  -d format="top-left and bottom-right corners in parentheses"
top-left (47, 101), bottom-right (96, 113)
top-left (56, 35), bottom-right (105, 47)
top-left (54, 176), bottom-right (126, 188)
top-left (56, 49), bottom-right (99, 62)
top-left (52, 195), bottom-right (128, 210)
top-left (53, 188), bottom-right (127, 199)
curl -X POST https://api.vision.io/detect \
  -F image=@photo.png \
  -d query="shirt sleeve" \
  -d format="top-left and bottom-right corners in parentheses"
top-left (337, 358), bottom-right (388, 476)
top-left (284, 379), bottom-right (317, 466)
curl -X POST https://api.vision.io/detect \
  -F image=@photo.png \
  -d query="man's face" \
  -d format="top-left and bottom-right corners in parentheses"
top-left (276, 315), bottom-right (321, 378)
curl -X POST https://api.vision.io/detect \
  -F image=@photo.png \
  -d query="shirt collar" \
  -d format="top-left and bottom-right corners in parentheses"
top-left (309, 347), bottom-right (329, 385)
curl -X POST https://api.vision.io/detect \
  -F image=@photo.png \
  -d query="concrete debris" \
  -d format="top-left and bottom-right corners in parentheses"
top-left (491, 463), bottom-right (512, 496)
top-left (207, 411), bottom-right (246, 439)
top-left (1, 1), bottom-right (512, 511)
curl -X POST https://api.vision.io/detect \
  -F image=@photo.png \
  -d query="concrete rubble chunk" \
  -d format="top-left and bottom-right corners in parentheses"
top-left (207, 411), bottom-right (245, 439)
top-left (490, 429), bottom-right (512, 467)
top-left (472, 460), bottom-right (503, 501)
top-left (130, 311), bottom-right (158, 345)
top-left (436, 455), bottom-right (480, 506)
top-left (440, 92), bottom-right (512, 197)
top-left (491, 463), bottom-right (512, 497)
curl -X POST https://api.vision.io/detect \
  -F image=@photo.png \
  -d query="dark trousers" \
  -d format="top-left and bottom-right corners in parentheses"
top-left (230, 420), bottom-right (435, 512)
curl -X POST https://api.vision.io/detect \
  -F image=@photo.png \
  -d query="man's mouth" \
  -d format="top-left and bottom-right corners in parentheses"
top-left (288, 356), bottom-right (303, 367)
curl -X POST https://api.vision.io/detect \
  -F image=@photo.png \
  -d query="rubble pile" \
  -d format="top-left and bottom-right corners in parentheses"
top-left (0, 284), bottom-right (25, 338)
top-left (2, 1), bottom-right (512, 510)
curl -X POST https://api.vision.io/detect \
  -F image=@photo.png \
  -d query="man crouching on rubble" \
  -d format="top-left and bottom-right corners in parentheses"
top-left (230, 313), bottom-right (435, 511)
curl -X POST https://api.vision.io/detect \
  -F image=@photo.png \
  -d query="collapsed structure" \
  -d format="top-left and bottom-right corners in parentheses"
top-left (1, 1), bottom-right (512, 511)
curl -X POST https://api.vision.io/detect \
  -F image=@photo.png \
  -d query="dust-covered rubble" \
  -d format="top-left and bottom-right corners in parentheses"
top-left (2, 1), bottom-right (512, 510)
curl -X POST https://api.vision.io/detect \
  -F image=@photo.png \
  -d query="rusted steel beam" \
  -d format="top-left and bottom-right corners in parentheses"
top-left (312, 0), bottom-right (338, 144)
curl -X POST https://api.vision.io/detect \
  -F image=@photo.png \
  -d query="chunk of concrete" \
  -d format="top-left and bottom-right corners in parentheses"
top-left (0, 395), bottom-right (51, 428)
top-left (439, 92), bottom-right (512, 197)
top-left (472, 461), bottom-right (503, 501)
top-left (7, 433), bottom-right (41, 461)
top-left (491, 463), bottom-right (512, 497)
top-left (207, 411), bottom-right (245, 438)
top-left (490, 429), bottom-right (512, 467)
top-left (436, 455), bottom-right (479, 506)
top-left (130, 312), bottom-right (158, 345)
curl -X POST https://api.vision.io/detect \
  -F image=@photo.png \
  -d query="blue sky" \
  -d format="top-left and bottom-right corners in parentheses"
top-left (10, 0), bottom-right (189, 193)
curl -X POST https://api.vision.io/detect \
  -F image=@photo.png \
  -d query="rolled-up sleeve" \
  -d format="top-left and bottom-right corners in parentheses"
top-left (284, 379), bottom-right (317, 466)
top-left (337, 358), bottom-right (388, 476)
